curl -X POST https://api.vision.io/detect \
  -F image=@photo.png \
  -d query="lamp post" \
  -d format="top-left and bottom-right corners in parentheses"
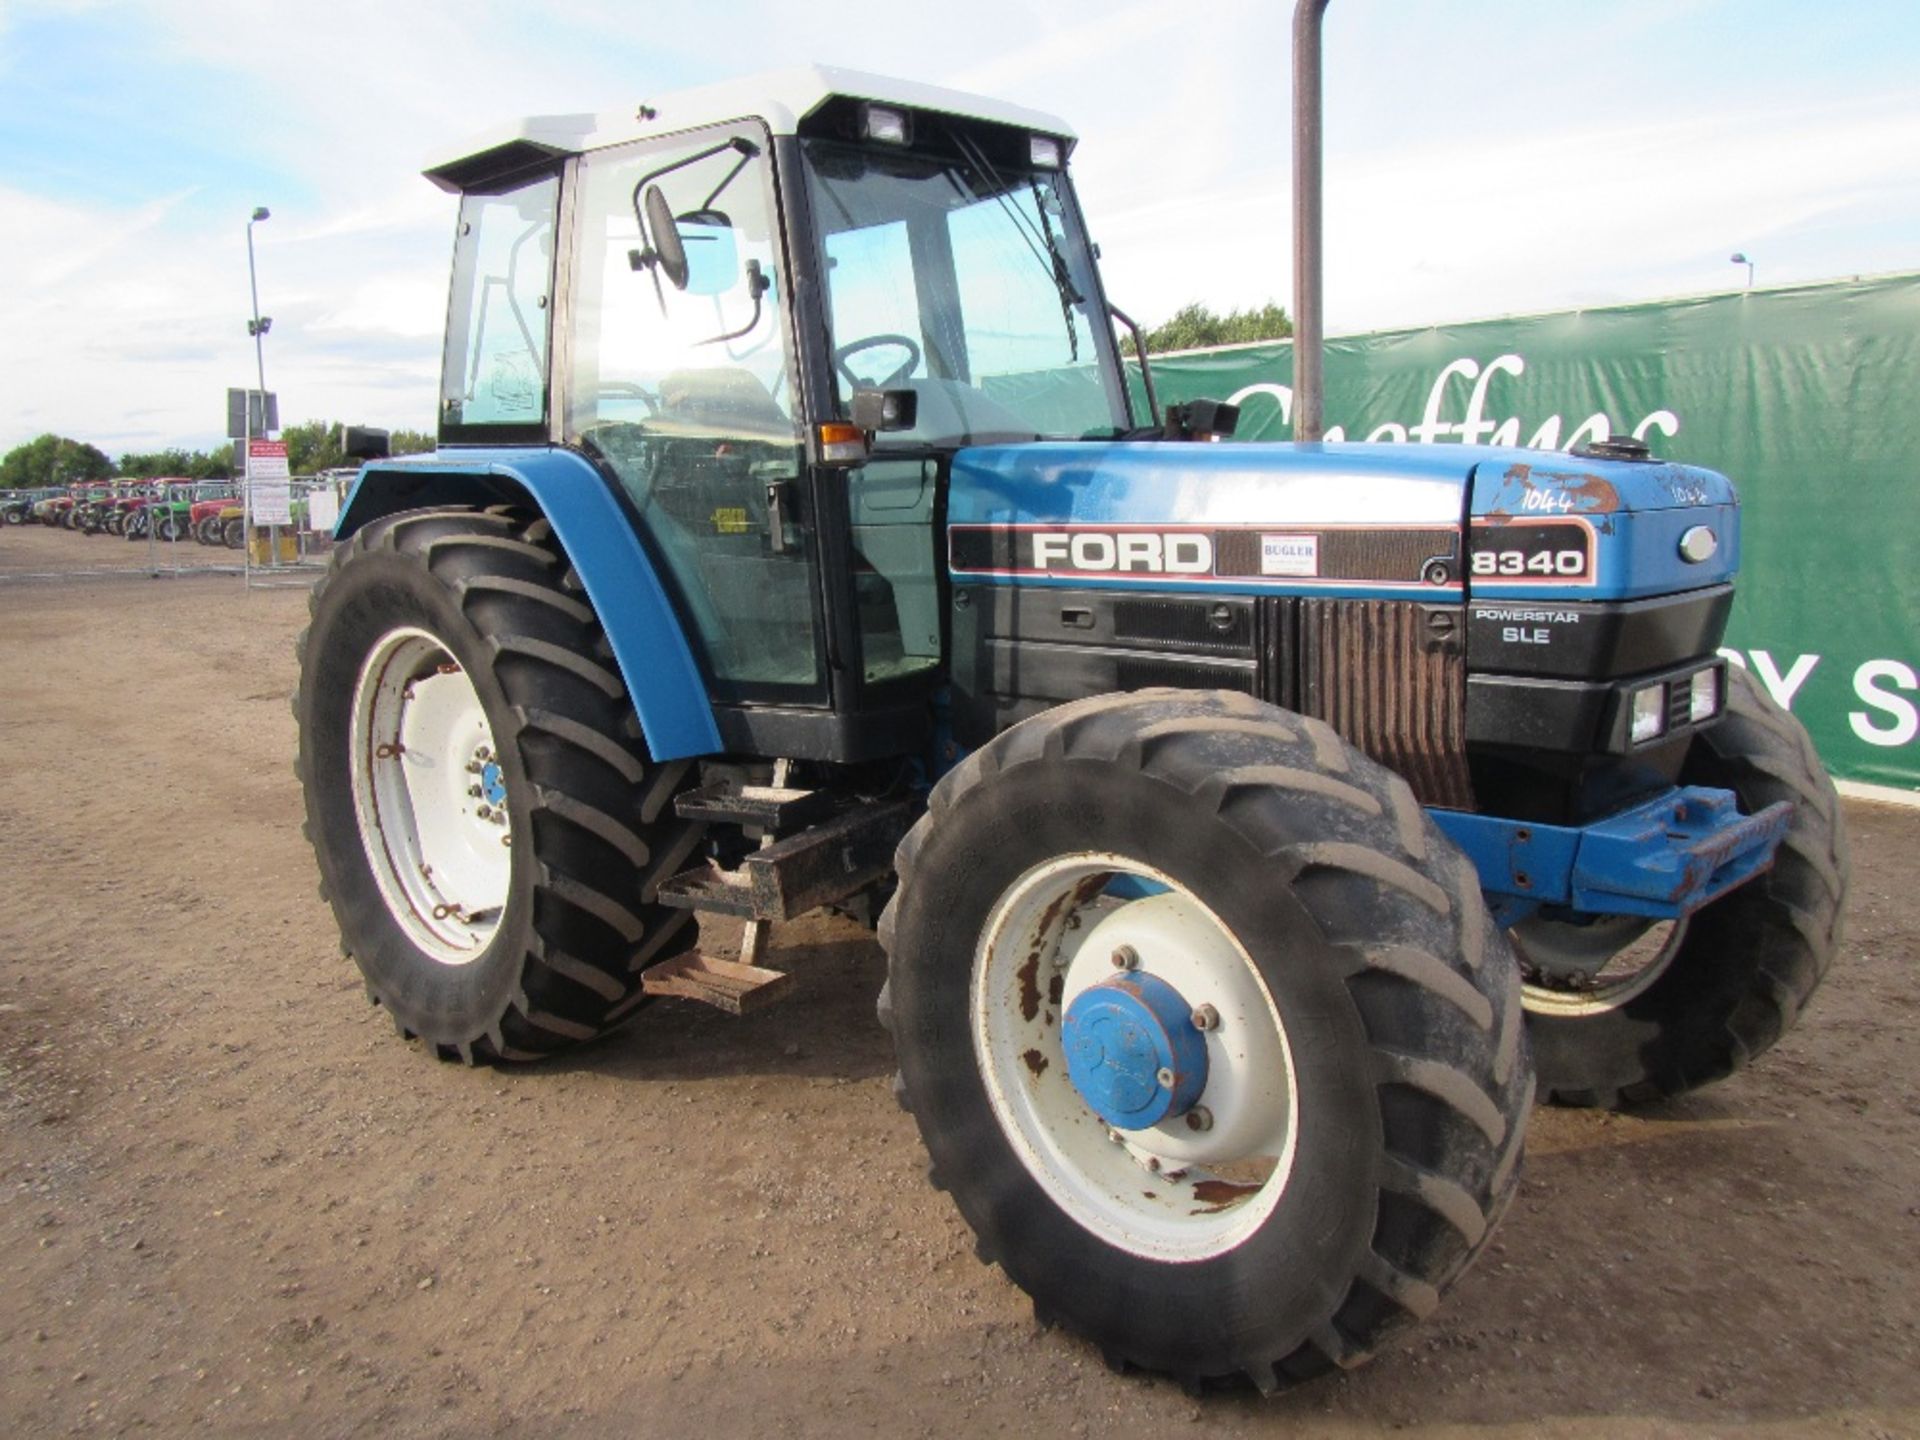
top-left (246, 206), bottom-right (273, 409)
top-left (1730, 252), bottom-right (1754, 289)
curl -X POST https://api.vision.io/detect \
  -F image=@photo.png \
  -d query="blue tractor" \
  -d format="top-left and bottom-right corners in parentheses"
top-left (296, 67), bottom-right (1847, 1392)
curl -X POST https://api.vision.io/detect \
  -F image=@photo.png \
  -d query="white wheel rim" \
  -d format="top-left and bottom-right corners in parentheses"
top-left (1515, 913), bottom-right (1689, 1016)
top-left (349, 627), bottom-right (512, 965)
top-left (972, 854), bottom-right (1299, 1263)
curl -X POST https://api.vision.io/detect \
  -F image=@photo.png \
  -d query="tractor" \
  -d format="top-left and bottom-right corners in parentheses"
top-left (295, 67), bottom-right (1846, 1393)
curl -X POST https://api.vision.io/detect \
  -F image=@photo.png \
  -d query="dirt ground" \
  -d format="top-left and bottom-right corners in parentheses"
top-left (3, 570), bottom-right (1917, 1440)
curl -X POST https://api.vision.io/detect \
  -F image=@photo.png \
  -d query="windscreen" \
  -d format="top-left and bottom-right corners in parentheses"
top-left (802, 137), bottom-right (1129, 448)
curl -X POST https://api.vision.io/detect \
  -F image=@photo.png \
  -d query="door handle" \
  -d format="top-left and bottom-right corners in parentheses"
top-left (765, 479), bottom-right (792, 554)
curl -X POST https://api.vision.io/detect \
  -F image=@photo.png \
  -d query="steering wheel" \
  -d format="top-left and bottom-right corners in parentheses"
top-left (834, 334), bottom-right (922, 391)
top-left (595, 380), bottom-right (661, 417)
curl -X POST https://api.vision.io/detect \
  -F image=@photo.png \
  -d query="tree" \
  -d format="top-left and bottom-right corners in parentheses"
top-left (282, 419), bottom-right (346, 475)
top-left (278, 421), bottom-right (435, 472)
top-left (119, 446), bottom-right (233, 480)
top-left (1121, 301), bottom-right (1293, 356)
top-left (0, 433), bottom-right (114, 489)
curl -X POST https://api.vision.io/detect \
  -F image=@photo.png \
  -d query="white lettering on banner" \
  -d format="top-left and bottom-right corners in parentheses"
top-left (1223, 353), bottom-right (1681, 451)
top-left (1852, 661), bottom-right (1919, 747)
top-left (1722, 648), bottom-right (1920, 753)
top-left (1750, 650), bottom-right (1823, 711)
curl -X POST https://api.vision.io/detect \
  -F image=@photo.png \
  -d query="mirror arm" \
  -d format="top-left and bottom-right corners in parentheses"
top-left (695, 260), bottom-right (769, 347)
top-left (1108, 304), bottom-right (1161, 429)
top-left (628, 138), bottom-right (756, 242)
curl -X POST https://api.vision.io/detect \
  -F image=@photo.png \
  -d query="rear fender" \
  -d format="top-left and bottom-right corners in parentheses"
top-left (336, 447), bottom-right (721, 762)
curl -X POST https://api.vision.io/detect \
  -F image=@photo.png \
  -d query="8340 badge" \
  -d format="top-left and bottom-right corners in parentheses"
top-left (1467, 518), bottom-right (1595, 585)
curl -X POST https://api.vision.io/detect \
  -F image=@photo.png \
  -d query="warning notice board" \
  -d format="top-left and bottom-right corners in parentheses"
top-left (247, 440), bottom-right (292, 526)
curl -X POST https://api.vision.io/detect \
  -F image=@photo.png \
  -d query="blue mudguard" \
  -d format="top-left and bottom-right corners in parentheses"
top-left (336, 447), bottom-right (722, 762)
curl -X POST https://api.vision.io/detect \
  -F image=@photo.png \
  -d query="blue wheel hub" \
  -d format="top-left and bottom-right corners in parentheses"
top-left (479, 761), bottom-right (507, 806)
top-left (1061, 971), bottom-right (1209, 1130)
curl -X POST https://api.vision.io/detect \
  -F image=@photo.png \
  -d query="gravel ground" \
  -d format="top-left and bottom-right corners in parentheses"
top-left (2, 573), bottom-right (1917, 1439)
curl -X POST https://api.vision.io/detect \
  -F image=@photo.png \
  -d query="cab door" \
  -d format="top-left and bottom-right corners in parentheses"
top-left (563, 123), bottom-right (827, 708)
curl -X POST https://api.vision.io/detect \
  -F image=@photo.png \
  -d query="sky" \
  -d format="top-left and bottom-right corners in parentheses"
top-left (3, 0), bottom-right (1918, 457)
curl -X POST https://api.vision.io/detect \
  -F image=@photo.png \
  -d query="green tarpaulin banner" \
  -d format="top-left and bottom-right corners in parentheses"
top-left (1072, 274), bottom-right (1918, 793)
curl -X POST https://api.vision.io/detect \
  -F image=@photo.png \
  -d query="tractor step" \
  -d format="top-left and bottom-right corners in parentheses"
top-left (673, 783), bottom-right (835, 833)
top-left (657, 800), bottom-right (913, 922)
top-left (639, 952), bottom-right (793, 1015)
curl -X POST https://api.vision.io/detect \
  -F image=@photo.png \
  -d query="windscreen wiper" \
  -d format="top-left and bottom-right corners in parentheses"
top-left (945, 128), bottom-right (1082, 360)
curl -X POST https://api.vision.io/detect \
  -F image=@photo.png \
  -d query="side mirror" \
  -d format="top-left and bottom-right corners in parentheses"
top-left (343, 425), bottom-right (391, 461)
top-left (676, 209), bottom-right (741, 297)
top-left (851, 387), bottom-right (918, 433)
top-left (642, 184), bottom-right (687, 289)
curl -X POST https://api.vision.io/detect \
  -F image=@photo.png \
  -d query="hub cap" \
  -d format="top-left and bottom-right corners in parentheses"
top-left (349, 628), bottom-right (511, 965)
top-left (1062, 972), bottom-right (1209, 1130)
top-left (973, 854), bottom-right (1298, 1262)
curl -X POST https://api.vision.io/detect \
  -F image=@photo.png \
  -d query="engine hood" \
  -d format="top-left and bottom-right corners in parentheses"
top-left (946, 440), bottom-right (1738, 603)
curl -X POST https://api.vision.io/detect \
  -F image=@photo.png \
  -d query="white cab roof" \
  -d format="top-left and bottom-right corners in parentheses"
top-left (425, 64), bottom-right (1076, 191)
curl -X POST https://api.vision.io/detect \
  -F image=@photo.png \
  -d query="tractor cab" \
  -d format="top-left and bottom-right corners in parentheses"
top-left (363, 67), bottom-right (1131, 761)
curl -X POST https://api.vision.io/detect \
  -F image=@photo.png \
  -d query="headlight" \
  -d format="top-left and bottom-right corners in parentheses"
top-left (1689, 668), bottom-right (1721, 723)
top-left (1630, 684), bottom-right (1667, 745)
top-left (861, 104), bottom-right (910, 146)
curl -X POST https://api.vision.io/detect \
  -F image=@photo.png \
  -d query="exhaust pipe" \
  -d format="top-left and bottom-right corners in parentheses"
top-left (1292, 0), bottom-right (1329, 441)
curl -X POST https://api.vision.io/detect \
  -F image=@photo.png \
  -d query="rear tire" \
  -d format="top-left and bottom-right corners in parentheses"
top-left (296, 507), bottom-right (706, 1062)
top-left (1518, 666), bottom-right (1848, 1107)
top-left (879, 689), bottom-right (1532, 1391)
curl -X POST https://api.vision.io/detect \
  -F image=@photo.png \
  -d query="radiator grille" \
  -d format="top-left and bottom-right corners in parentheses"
top-left (1262, 598), bottom-right (1473, 809)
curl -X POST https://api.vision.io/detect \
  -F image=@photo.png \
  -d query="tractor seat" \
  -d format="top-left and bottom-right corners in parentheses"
top-left (654, 366), bottom-right (793, 440)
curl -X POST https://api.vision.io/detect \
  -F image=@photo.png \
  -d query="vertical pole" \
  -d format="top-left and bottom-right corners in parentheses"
top-left (247, 210), bottom-right (276, 572)
top-left (1292, 0), bottom-right (1330, 442)
top-left (247, 224), bottom-right (267, 399)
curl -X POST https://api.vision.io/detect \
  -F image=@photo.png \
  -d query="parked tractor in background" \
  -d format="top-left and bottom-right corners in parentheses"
top-left (2, 487), bottom-right (62, 525)
top-left (294, 68), bottom-right (1846, 1393)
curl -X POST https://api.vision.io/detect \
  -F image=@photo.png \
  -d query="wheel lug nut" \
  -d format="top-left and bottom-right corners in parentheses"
top-left (476, 804), bottom-right (491, 819)
top-left (1185, 1106), bottom-right (1214, 1133)
top-left (1110, 944), bottom-right (1139, 970)
top-left (1190, 1004), bottom-right (1220, 1032)
top-left (1154, 1066), bottom-right (1175, 1090)
top-left (468, 785), bottom-right (482, 798)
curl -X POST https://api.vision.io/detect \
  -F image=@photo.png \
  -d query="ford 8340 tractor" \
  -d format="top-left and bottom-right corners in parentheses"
top-left (295, 67), bottom-right (1847, 1392)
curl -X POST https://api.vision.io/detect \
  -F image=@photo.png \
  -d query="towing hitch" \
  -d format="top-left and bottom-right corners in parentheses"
top-left (1432, 786), bottom-right (1795, 927)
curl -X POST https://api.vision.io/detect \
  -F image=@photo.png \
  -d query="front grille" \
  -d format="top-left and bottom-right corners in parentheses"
top-left (1260, 597), bottom-right (1474, 809)
top-left (1113, 596), bottom-right (1252, 654)
top-left (1115, 656), bottom-right (1256, 694)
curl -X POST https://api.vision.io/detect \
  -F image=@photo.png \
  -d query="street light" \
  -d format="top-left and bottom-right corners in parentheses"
top-left (1730, 252), bottom-right (1754, 289)
top-left (247, 206), bottom-right (272, 406)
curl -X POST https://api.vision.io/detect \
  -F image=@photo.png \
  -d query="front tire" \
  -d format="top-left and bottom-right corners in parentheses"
top-left (879, 690), bottom-right (1532, 1391)
top-left (1518, 666), bottom-right (1849, 1107)
top-left (295, 507), bottom-right (706, 1062)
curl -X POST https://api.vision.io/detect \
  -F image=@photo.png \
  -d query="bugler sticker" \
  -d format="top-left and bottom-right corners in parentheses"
top-left (1260, 534), bottom-right (1319, 577)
